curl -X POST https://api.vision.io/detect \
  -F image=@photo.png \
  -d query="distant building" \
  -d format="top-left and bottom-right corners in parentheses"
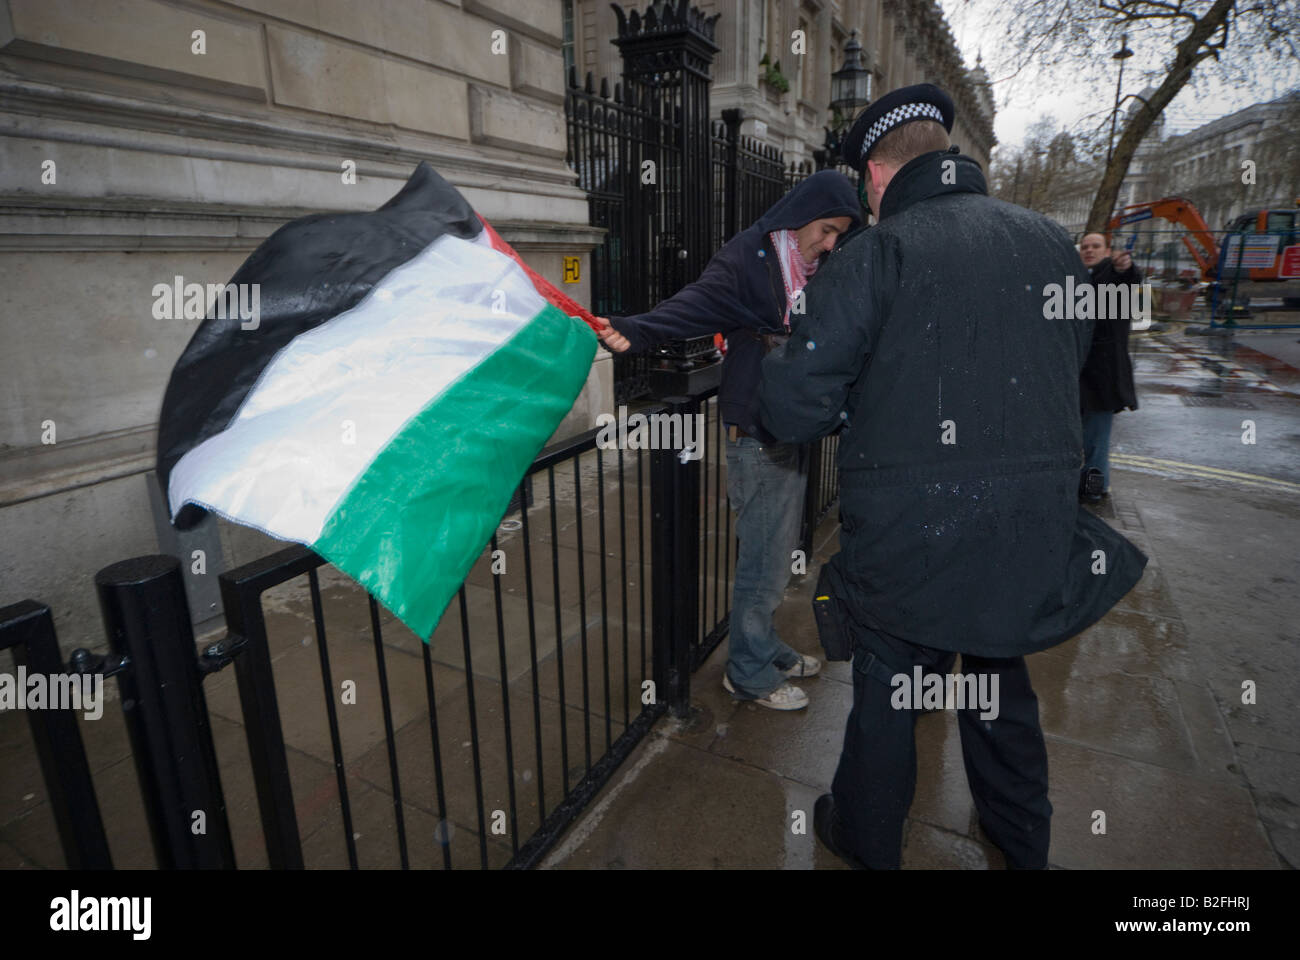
top-left (1036, 88), bottom-right (1299, 250)
top-left (1155, 90), bottom-right (1300, 231)
top-left (565, 0), bottom-right (997, 172)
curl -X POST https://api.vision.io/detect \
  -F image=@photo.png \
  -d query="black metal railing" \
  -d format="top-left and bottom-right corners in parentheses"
top-left (0, 602), bottom-right (113, 868)
top-left (568, 71), bottom-right (820, 406)
top-left (802, 430), bottom-right (841, 555)
top-left (565, 69), bottom-right (651, 404)
top-left (785, 158), bottom-right (815, 190)
top-left (2, 386), bottom-right (795, 870)
top-left (710, 109), bottom-right (789, 254)
top-left (211, 416), bottom-right (680, 869)
top-left (692, 390), bottom-right (735, 669)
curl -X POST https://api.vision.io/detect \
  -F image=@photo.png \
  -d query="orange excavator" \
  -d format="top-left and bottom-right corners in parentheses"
top-left (1107, 196), bottom-right (1300, 310)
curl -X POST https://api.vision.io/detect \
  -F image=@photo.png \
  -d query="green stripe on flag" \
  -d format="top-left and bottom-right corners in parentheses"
top-left (314, 304), bottom-right (596, 639)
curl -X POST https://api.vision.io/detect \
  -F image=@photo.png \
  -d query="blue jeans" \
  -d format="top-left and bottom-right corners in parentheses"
top-left (724, 434), bottom-right (807, 697)
top-left (1081, 410), bottom-right (1115, 493)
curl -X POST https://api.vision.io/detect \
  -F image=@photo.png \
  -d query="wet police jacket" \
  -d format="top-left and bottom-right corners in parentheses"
top-left (757, 149), bottom-right (1147, 658)
top-left (1080, 257), bottom-right (1142, 414)
top-left (609, 172), bottom-right (861, 442)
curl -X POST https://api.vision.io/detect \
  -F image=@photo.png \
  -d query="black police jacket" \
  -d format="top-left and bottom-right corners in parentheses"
top-left (609, 171), bottom-right (861, 441)
top-left (758, 149), bottom-right (1147, 658)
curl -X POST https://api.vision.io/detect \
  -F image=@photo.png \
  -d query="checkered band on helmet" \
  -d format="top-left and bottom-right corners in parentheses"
top-left (859, 103), bottom-right (945, 162)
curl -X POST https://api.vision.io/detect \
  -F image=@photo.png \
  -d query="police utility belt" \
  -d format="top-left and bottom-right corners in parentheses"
top-left (812, 565), bottom-right (855, 661)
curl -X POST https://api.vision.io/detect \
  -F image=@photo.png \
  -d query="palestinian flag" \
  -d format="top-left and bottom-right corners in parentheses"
top-left (158, 163), bottom-right (598, 639)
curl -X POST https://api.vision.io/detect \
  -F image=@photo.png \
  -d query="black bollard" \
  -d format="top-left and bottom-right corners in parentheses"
top-left (95, 555), bottom-right (235, 868)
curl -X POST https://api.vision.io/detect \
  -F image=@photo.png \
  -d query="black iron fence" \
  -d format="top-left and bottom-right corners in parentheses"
top-left (1, 388), bottom-right (845, 870)
top-left (710, 109), bottom-right (787, 255)
top-left (565, 67), bottom-right (695, 405)
top-left (802, 430), bottom-right (842, 555)
top-left (567, 64), bottom-right (828, 405)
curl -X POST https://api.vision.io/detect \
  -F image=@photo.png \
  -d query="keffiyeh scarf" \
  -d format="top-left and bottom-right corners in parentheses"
top-left (770, 229), bottom-right (818, 330)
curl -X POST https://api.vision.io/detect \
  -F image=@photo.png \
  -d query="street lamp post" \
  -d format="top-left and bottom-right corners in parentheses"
top-left (1106, 33), bottom-right (1134, 169)
top-left (822, 30), bottom-right (872, 169)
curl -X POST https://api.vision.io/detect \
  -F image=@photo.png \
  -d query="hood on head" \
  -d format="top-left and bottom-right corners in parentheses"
top-left (753, 171), bottom-right (863, 233)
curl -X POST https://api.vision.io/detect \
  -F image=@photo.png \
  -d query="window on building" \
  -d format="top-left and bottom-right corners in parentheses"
top-left (767, 0), bottom-right (781, 62)
top-left (1266, 211), bottom-right (1295, 237)
top-left (562, 0), bottom-right (575, 78)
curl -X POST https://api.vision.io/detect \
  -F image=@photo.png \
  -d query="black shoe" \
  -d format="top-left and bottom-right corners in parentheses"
top-left (814, 794), bottom-right (871, 870)
top-left (1076, 465), bottom-right (1107, 502)
top-left (976, 818), bottom-right (1049, 869)
top-left (1079, 467), bottom-right (1104, 503)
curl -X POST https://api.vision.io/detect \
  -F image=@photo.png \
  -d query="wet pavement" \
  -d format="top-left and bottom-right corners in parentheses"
top-left (543, 316), bottom-right (1300, 870)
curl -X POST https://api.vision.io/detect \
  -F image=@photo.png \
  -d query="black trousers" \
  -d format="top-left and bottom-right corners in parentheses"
top-left (830, 628), bottom-right (1052, 869)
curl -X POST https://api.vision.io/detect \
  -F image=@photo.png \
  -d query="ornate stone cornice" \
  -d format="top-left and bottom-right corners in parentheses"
top-left (0, 78), bottom-right (583, 190)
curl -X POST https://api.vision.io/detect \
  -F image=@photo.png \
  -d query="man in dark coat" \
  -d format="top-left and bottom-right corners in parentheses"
top-left (1078, 232), bottom-right (1142, 500)
top-left (597, 172), bottom-right (861, 710)
top-left (757, 84), bottom-right (1148, 868)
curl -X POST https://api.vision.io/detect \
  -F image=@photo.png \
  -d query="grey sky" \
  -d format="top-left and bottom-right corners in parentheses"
top-left (939, 0), bottom-right (1300, 152)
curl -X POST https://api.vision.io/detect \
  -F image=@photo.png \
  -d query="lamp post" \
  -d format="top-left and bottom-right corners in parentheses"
top-left (820, 30), bottom-right (872, 169)
top-left (1105, 33), bottom-right (1134, 169)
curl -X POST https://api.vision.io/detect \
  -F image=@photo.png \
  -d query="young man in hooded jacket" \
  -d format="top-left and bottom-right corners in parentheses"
top-left (596, 171), bottom-right (862, 710)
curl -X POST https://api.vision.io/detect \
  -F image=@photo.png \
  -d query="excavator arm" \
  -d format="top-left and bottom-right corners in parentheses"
top-left (1107, 197), bottom-right (1219, 280)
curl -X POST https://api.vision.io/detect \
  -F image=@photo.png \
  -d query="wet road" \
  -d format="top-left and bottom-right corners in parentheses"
top-left (1114, 324), bottom-right (1300, 489)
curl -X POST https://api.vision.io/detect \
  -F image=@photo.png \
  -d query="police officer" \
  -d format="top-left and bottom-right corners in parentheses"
top-left (757, 84), bottom-right (1148, 869)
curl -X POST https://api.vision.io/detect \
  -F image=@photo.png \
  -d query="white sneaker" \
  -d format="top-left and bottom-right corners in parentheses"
top-left (782, 654), bottom-right (822, 679)
top-left (724, 674), bottom-right (810, 711)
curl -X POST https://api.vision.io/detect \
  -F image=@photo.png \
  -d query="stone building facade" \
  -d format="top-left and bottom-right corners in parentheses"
top-left (1153, 91), bottom-right (1300, 232)
top-left (0, 0), bottom-right (607, 648)
top-left (565, 0), bottom-right (996, 172)
top-left (1035, 90), bottom-right (1299, 267)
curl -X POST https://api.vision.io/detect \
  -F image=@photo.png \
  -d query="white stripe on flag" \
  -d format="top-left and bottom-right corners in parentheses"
top-left (168, 233), bottom-right (547, 543)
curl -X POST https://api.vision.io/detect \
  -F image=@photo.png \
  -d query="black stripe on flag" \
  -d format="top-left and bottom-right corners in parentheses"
top-left (157, 163), bottom-right (482, 529)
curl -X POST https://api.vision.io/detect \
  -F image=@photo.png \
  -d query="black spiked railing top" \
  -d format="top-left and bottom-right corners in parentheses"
top-left (611, 0), bottom-right (721, 43)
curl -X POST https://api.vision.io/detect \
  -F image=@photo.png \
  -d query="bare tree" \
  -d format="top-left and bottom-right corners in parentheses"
top-left (985, 0), bottom-right (1299, 231)
top-left (991, 116), bottom-right (1096, 221)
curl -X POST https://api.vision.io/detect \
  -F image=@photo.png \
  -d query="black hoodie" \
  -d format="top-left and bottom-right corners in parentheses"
top-left (610, 171), bottom-right (861, 440)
